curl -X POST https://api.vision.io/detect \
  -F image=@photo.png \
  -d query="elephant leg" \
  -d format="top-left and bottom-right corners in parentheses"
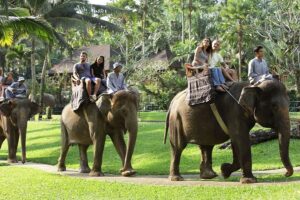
top-left (78, 144), bottom-right (91, 173)
top-left (89, 130), bottom-right (105, 177)
top-left (47, 107), bottom-right (52, 120)
top-left (221, 141), bottom-right (240, 179)
top-left (0, 135), bottom-right (5, 149)
top-left (199, 145), bottom-right (218, 179)
top-left (122, 120), bottom-right (138, 177)
top-left (233, 133), bottom-right (257, 184)
top-left (169, 142), bottom-right (186, 181)
top-left (7, 132), bottom-right (17, 163)
top-left (57, 123), bottom-right (70, 172)
top-left (108, 131), bottom-right (126, 171)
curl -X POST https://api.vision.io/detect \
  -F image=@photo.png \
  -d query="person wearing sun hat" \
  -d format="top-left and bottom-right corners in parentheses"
top-left (106, 62), bottom-right (127, 94)
top-left (5, 76), bottom-right (27, 99)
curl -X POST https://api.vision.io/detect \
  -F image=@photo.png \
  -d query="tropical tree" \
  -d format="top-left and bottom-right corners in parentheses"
top-left (219, 0), bottom-right (260, 80)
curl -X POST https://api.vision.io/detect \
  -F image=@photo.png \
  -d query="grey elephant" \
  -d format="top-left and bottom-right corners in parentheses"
top-left (57, 90), bottom-right (139, 177)
top-left (0, 99), bottom-right (40, 163)
top-left (29, 93), bottom-right (55, 119)
top-left (164, 80), bottom-right (293, 183)
top-left (106, 89), bottom-right (139, 176)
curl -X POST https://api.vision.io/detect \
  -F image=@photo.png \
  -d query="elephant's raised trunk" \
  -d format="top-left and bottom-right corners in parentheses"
top-left (277, 117), bottom-right (293, 177)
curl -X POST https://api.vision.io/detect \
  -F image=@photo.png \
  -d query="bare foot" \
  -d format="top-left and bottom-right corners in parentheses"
top-left (216, 86), bottom-right (226, 92)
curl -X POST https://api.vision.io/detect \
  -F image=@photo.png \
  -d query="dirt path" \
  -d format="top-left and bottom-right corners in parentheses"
top-left (3, 161), bottom-right (300, 186)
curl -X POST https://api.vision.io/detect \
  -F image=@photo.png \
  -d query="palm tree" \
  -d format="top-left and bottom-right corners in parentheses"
top-left (12, 0), bottom-right (124, 103)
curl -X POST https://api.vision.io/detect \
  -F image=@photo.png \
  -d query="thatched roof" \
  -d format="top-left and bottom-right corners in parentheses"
top-left (49, 45), bottom-right (112, 75)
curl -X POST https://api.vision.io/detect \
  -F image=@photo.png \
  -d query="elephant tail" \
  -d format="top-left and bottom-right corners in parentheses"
top-left (163, 109), bottom-right (170, 144)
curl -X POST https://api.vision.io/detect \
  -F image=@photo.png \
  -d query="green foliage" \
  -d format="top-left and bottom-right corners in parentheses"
top-left (129, 61), bottom-right (186, 110)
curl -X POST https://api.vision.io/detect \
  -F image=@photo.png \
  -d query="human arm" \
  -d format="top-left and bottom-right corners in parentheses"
top-left (72, 64), bottom-right (81, 85)
top-left (102, 68), bottom-right (106, 79)
top-left (248, 60), bottom-right (258, 82)
top-left (7, 82), bottom-right (17, 92)
top-left (193, 47), bottom-right (205, 65)
top-left (91, 65), bottom-right (95, 77)
top-left (106, 74), bottom-right (117, 92)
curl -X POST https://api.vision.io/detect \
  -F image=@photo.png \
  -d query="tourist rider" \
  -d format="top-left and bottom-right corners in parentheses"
top-left (73, 51), bottom-right (101, 102)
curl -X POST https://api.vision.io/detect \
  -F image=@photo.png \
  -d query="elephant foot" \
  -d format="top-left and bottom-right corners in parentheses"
top-left (121, 169), bottom-right (136, 177)
top-left (57, 164), bottom-right (66, 172)
top-left (221, 163), bottom-right (233, 179)
top-left (79, 167), bottom-right (91, 174)
top-left (7, 158), bottom-right (18, 163)
top-left (89, 170), bottom-right (104, 177)
top-left (240, 176), bottom-right (257, 184)
top-left (169, 175), bottom-right (184, 181)
top-left (200, 169), bottom-right (218, 179)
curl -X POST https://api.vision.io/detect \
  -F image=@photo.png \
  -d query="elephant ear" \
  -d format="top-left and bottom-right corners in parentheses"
top-left (238, 86), bottom-right (262, 115)
top-left (0, 100), bottom-right (17, 117)
top-left (29, 101), bottom-right (41, 117)
top-left (96, 94), bottom-right (112, 117)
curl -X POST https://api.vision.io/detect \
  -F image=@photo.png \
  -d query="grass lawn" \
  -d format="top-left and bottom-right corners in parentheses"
top-left (1, 166), bottom-right (300, 200)
top-left (139, 111), bottom-right (300, 122)
top-left (0, 112), bottom-right (300, 199)
top-left (138, 111), bottom-right (167, 121)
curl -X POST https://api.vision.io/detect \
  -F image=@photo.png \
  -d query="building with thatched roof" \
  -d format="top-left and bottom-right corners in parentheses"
top-left (48, 45), bottom-right (115, 75)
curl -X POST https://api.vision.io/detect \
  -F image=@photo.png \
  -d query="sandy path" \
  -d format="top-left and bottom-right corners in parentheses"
top-left (2, 161), bottom-right (300, 186)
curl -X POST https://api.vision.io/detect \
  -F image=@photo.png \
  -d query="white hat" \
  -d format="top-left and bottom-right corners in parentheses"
top-left (113, 62), bottom-right (123, 69)
top-left (18, 77), bottom-right (25, 82)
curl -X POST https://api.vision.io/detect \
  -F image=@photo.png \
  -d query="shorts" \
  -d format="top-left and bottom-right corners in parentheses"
top-left (81, 77), bottom-right (98, 83)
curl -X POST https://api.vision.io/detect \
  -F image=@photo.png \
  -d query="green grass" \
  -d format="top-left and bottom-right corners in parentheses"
top-left (1, 119), bottom-right (300, 175)
top-left (0, 112), bottom-right (300, 199)
top-left (290, 112), bottom-right (300, 119)
top-left (138, 111), bottom-right (166, 121)
top-left (138, 111), bottom-right (300, 122)
top-left (0, 166), bottom-right (300, 200)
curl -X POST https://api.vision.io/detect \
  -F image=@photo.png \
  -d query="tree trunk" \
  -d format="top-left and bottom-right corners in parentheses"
top-left (38, 46), bottom-right (49, 120)
top-left (0, 48), bottom-right (6, 72)
top-left (238, 19), bottom-right (243, 81)
top-left (188, 0), bottom-right (192, 41)
top-left (295, 69), bottom-right (300, 95)
top-left (30, 39), bottom-right (36, 102)
top-left (142, 0), bottom-right (147, 57)
top-left (181, 0), bottom-right (185, 43)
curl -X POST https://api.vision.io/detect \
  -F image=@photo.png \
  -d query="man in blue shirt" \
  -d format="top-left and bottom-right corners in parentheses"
top-left (5, 77), bottom-right (27, 99)
top-left (73, 51), bottom-right (101, 102)
top-left (107, 62), bottom-right (127, 94)
top-left (248, 46), bottom-right (273, 85)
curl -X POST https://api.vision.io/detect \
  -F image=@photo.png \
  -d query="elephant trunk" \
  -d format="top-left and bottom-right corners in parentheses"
top-left (277, 117), bottom-right (293, 177)
top-left (18, 119), bottom-right (28, 164)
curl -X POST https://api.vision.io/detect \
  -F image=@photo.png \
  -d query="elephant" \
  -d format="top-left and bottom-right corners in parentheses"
top-left (57, 89), bottom-right (139, 177)
top-left (106, 89), bottom-right (139, 176)
top-left (0, 99), bottom-right (40, 163)
top-left (29, 93), bottom-right (56, 119)
top-left (164, 79), bottom-right (293, 183)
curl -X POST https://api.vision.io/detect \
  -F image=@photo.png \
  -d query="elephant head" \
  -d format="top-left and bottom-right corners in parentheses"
top-left (0, 99), bottom-right (40, 163)
top-left (239, 80), bottom-right (293, 177)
